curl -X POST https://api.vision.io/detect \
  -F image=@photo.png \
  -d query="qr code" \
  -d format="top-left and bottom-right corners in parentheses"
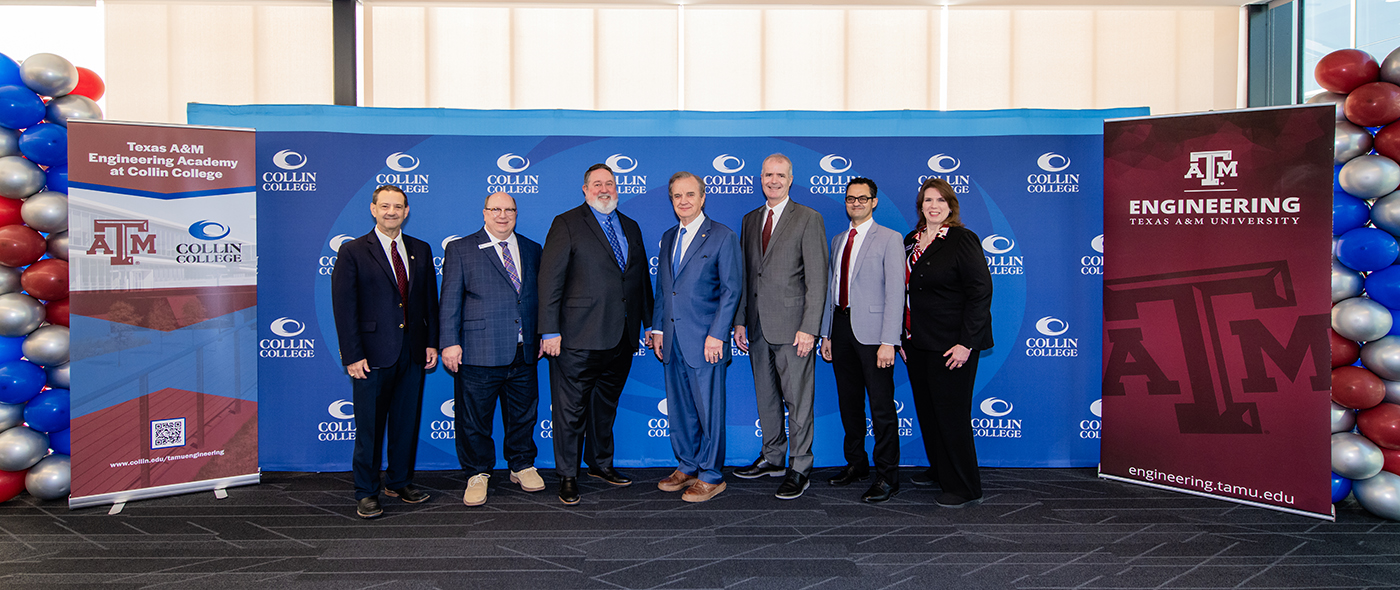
top-left (151, 418), bottom-right (186, 450)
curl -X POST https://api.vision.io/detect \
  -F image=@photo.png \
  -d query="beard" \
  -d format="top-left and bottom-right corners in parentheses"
top-left (586, 196), bottom-right (618, 215)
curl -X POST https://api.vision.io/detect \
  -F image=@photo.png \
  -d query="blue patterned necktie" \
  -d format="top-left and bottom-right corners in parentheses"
top-left (671, 227), bottom-right (687, 277)
top-left (603, 214), bottom-right (626, 269)
top-left (500, 241), bottom-right (520, 293)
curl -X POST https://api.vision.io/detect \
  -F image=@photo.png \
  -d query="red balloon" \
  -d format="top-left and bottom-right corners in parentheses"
top-left (0, 199), bottom-right (21, 228)
top-left (1377, 122), bottom-right (1400, 163)
top-left (1345, 82), bottom-right (1400, 128)
top-left (1334, 365), bottom-right (1387, 409)
top-left (21, 259), bottom-right (67, 301)
top-left (1333, 328), bottom-right (1362, 368)
top-left (0, 225), bottom-right (46, 267)
top-left (1358, 402), bottom-right (1400, 449)
top-left (69, 67), bottom-right (105, 101)
top-left (44, 298), bottom-right (68, 327)
top-left (1316, 49), bottom-right (1381, 94)
top-left (1384, 447), bottom-right (1400, 475)
top-left (0, 469), bottom-right (25, 503)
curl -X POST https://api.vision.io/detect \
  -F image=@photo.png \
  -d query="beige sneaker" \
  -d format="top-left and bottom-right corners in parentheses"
top-left (463, 473), bottom-right (489, 506)
top-left (510, 467), bottom-right (545, 492)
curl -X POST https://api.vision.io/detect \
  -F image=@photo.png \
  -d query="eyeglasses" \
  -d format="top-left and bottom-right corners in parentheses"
top-left (844, 196), bottom-right (875, 204)
top-left (484, 207), bottom-right (517, 216)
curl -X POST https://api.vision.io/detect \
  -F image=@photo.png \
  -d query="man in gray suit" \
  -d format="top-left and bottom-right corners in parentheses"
top-left (819, 178), bottom-right (906, 503)
top-left (734, 153), bottom-right (828, 499)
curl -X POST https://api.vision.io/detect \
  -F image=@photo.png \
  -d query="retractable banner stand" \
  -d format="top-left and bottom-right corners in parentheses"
top-left (67, 120), bottom-right (259, 508)
top-left (1100, 106), bottom-right (1335, 519)
top-left (189, 105), bottom-right (1144, 473)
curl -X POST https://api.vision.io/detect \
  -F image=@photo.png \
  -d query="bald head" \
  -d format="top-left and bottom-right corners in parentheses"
top-left (483, 191), bottom-right (518, 240)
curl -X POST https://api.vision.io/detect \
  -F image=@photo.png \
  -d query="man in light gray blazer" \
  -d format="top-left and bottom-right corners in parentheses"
top-left (819, 178), bottom-right (906, 503)
top-left (733, 153), bottom-right (829, 500)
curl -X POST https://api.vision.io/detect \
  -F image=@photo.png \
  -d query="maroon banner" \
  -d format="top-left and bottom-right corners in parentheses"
top-left (1101, 106), bottom-right (1335, 519)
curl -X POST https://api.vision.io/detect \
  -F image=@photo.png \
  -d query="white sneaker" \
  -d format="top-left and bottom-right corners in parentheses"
top-left (463, 473), bottom-right (489, 506)
top-left (510, 467), bottom-right (545, 492)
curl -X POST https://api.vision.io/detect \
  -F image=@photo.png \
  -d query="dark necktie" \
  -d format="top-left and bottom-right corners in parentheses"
top-left (839, 228), bottom-right (857, 308)
top-left (603, 215), bottom-right (626, 269)
top-left (762, 209), bottom-right (774, 253)
top-left (391, 240), bottom-right (408, 304)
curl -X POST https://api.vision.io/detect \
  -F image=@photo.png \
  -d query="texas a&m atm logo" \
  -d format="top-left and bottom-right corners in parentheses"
top-left (87, 219), bottom-right (155, 265)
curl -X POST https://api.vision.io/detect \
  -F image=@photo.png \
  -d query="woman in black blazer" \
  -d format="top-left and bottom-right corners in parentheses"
top-left (902, 177), bottom-right (994, 507)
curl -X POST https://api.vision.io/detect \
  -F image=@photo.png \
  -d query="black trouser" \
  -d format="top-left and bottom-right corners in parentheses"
top-left (830, 308), bottom-right (899, 483)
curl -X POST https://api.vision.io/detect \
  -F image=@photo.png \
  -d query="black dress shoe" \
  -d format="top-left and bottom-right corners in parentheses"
top-left (862, 479), bottom-right (899, 503)
top-left (734, 458), bottom-right (786, 479)
top-left (910, 469), bottom-right (939, 488)
top-left (559, 477), bottom-right (580, 505)
top-left (935, 492), bottom-right (983, 508)
top-left (827, 465), bottom-right (870, 487)
top-left (774, 470), bottom-right (810, 500)
top-left (587, 466), bottom-right (632, 486)
top-left (356, 496), bottom-right (383, 519)
top-left (384, 485), bottom-right (430, 504)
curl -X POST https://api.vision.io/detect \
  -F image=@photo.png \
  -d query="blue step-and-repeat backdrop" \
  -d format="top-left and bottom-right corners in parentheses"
top-left (189, 105), bottom-right (1145, 472)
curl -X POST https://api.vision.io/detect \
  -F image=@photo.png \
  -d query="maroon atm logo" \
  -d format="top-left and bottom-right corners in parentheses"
top-left (87, 219), bottom-right (156, 265)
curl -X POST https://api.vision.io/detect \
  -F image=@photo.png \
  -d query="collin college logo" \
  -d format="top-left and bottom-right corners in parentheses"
top-left (178, 220), bottom-right (242, 264)
top-left (981, 234), bottom-right (1023, 276)
top-left (319, 399), bottom-right (355, 441)
top-left (86, 219), bottom-right (155, 265)
top-left (973, 397), bottom-right (1021, 439)
top-left (318, 234), bottom-right (355, 276)
top-left (260, 317), bottom-right (315, 359)
top-left (1081, 234), bottom-right (1104, 275)
top-left (487, 153), bottom-right (539, 194)
top-left (1184, 150), bottom-right (1238, 189)
top-left (919, 153), bottom-right (970, 194)
top-left (648, 398), bottom-right (669, 438)
top-left (809, 154), bottom-right (857, 195)
top-left (430, 399), bottom-right (455, 440)
top-left (263, 149), bottom-right (316, 192)
top-left (607, 154), bottom-right (647, 195)
top-left (1027, 152), bottom-right (1080, 193)
top-left (1080, 399), bottom-right (1102, 439)
top-left (706, 154), bottom-right (754, 194)
top-left (1026, 316), bottom-right (1077, 357)
top-left (378, 151), bottom-right (429, 193)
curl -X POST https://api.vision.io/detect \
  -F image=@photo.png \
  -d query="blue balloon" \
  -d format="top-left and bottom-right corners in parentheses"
top-left (0, 336), bottom-right (23, 362)
top-left (1369, 266), bottom-right (1400, 309)
top-left (1335, 193), bottom-right (1370, 235)
top-left (0, 84), bottom-right (45, 130)
top-left (1337, 227), bottom-right (1400, 271)
top-left (18, 123), bottom-right (66, 166)
top-left (0, 53), bottom-right (19, 88)
top-left (45, 164), bottom-right (67, 193)
top-left (48, 427), bottom-right (69, 455)
top-left (1333, 472), bottom-right (1354, 503)
top-left (0, 360), bottom-right (47, 404)
top-left (23, 388), bottom-right (68, 433)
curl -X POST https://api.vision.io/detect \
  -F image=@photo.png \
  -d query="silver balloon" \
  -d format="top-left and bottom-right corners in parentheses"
top-left (0, 266), bottom-right (19, 296)
top-left (22, 325), bottom-right (67, 366)
top-left (1363, 336), bottom-right (1400, 380)
top-left (44, 94), bottom-right (102, 127)
top-left (46, 231), bottom-right (67, 261)
top-left (0, 156), bottom-right (46, 200)
top-left (0, 426), bottom-right (48, 471)
top-left (1333, 401), bottom-right (1358, 433)
top-left (1337, 121), bottom-right (1376, 164)
top-left (1383, 46), bottom-right (1400, 86)
top-left (24, 453), bottom-right (69, 500)
top-left (1340, 155), bottom-right (1400, 199)
top-left (1334, 260), bottom-right (1365, 302)
top-left (1387, 379), bottom-right (1400, 405)
top-left (0, 402), bottom-right (23, 432)
top-left (20, 191), bottom-right (67, 233)
top-left (18, 53), bottom-right (78, 97)
top-left (1308, 91), bottom-right (1350, 122)
top-left (0, 293), bottom-right (45, 337)
top-left (45, 362), bottom-right (68, 389)
top-left (1333, 432), bottom-right (1386, 480)
top-left (1354, 470), bottom-right (1400, 521)
top-left (0, 128), bottom-right (17, 158)
top-left (1332, 296), bottom-right (1393, 342)
top-left (1371, 191), bottom-right (1400, 236)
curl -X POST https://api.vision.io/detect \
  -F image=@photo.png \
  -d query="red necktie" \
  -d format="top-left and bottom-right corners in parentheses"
top-left (839, 228), bottom-right (857, 308)
top-left (391, 241), bottom-right (408, 304)
top-left (762, 209), bottom-right (774, 253)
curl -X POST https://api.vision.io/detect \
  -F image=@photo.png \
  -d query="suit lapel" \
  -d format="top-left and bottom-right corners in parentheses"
top-left (761, 201), bottom-right (798, 266)
top-left (364, 230), bottom-right (398, 286)
top-left (917, 228), bottom-right (951, 266)
top-left (852, 223), bottom-right (882, 277)
top-left (659, 226), bottom-right (677, 283)
top-left (475, 230), bottom-right (514, 286)
top-left (579, 204), bottom-right (621, 270)
top-left (676, 218), bottom-right (713, 277)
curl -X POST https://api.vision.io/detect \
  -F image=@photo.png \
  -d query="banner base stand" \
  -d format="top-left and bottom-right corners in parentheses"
top-left (1098, 472), bottom-right (1334, 521)
top-left (69, 473), bottom-right (260, 510)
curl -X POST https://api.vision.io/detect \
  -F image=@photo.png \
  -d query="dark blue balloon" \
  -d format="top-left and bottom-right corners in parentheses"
top-left (0, 84), bottom-right (45, 130)
top-left (23, 388), bottom-right (68, 433)
top-left (18, 123), bottom-right (66, 166)
top-left (1335, 193), bottom-right (1370, 235)
top-left (45, 165), bottom-right (67, 193)
top-left (1368, 266), bottom-right (1400, 309)
top-left (48, 427), bottom-right (69, 455)
top-left (0, 336), bottom-right (23, 362)
top-left (1333, 472), bottom-right (1353, 503)
top-left (0, 53), bottom-right (19, 88)
top-left (1337, 227), bottom-right (1400, 271)
top-left (0, 360), bottom-right (47, 404)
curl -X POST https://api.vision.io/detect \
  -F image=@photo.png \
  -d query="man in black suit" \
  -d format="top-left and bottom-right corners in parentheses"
top-left (331, 184), bottom-right (439, 519)
top-left (539, 163), bottom-right (654, 505)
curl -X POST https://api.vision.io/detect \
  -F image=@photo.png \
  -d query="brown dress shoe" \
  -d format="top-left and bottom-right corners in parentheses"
top-left (681, 480), bottom-right (726, 503)
top-left (658, 469), bottom-right (698, 492)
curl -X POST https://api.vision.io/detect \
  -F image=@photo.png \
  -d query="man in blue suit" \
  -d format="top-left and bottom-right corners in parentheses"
top-left (331, 184), bottom-right (439, 519)
top-left (439, 192), bottom-right (544, 507)
top-left (649, 172), bottom-right (743, 503)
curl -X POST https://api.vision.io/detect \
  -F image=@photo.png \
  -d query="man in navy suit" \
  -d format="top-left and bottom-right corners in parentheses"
top-left (331, 184), bottom-right (439, 519)
top-left (819, 177), bottom-right (907, 503)
top-left (649, 172), bottom-right (742, 503)
top-left (439, 192), bottom-right (544, 507)
top-left (539, 163), bottom-right (654, 505)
